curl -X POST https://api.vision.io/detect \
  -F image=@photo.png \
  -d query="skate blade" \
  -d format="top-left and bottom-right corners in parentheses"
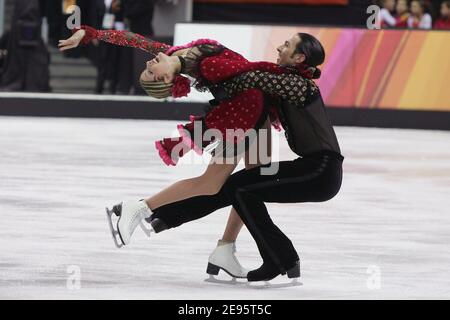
top-left (139, 220), bottom-right (153, 238)
top-left (246, 278), bottom-right (303, 289)
top-left (105, 207), bottom-right (124, 249)
top-left (204, 275), bottom-right (246, 286)
top-left (204, 275), bottom-right (302, 289)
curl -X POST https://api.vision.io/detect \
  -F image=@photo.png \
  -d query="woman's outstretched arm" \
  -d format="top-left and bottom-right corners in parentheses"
top-left (58, 25), bottom-right (171, 56)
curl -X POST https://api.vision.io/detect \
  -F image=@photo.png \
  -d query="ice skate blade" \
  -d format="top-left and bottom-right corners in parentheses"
top-left (105, 207), bottom-right (124, 248)
top-left (246, 278), bottom-right (302, 289)
top-left (204, 275), bottom-right (302, 289)
top-left (139, 220), bottom-right (154, 238)
top-left (204, 275), bottom-right (245, 285)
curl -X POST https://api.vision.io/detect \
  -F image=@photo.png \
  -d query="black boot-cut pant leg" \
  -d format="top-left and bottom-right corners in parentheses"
top-left (150, 151), bottom-right (343, 272)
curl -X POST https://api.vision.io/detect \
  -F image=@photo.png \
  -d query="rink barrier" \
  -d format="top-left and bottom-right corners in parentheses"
top-left (0, 93), bottom-right (449, 130)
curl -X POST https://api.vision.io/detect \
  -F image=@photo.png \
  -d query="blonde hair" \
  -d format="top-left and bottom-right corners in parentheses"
top-left (140, 79), bottom-right (173, 99)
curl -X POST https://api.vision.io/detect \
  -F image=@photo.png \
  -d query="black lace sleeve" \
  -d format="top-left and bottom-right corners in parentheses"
top-left (178, 44), bottom-right (224, 79)
top-left (220, 70), bottom-right (320, 106)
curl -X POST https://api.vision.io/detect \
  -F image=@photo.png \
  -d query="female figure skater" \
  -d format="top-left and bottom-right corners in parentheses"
top-left (59, 26), bottom-right (318, 166)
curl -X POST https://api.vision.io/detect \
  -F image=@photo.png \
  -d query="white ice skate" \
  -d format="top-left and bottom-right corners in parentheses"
top-left (204, 240), bottom-right (249, 285)
top-left (105, 200), bottom-right (153, 248)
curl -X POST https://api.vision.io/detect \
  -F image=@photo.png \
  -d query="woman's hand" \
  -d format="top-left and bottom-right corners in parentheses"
top-left (149, 52), bottom-right (181, 83)
top-left (58, 29), bottom-right (86, 51)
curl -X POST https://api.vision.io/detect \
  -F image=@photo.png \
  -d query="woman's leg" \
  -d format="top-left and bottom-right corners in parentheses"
top-left (145, 160), bottom-right (237, 211)
top-left (147, 116), bottom-right (272, 213)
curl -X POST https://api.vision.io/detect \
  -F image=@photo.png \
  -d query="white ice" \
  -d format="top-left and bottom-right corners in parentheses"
top-left (0, 116), bottom-right (449, 299)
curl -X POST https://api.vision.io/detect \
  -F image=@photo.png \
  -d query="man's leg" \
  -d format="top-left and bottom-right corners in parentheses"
top-left (147, 158), bottom-right (312, 231)
top-left (221, 154), bottom-right (343, 281)
top-left (220, 117), bottom-right (272, 242)
top-left (147, 153), bottom-right (342, 282)
top-left (207, 119), bottom-right (272, 278)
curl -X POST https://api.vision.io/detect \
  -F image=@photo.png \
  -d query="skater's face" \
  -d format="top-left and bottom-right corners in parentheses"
top-left (141, 56), bottom-right (170, 83)
top-left (277, 34), bottom-right (305, 66)
top-left (145, 53), bottom-right (178, 83)
top-left (140, 69), bottom-right (156, 83)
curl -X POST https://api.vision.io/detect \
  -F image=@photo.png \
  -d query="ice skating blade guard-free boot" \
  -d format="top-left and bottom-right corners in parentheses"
top-left (205, 240), bottom-right (249, 284)
top-left (105, 200), bottom-right (152, 248)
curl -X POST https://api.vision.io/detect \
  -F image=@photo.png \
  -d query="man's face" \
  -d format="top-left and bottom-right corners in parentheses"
top-left (277, 34), bottom-right (304, 66)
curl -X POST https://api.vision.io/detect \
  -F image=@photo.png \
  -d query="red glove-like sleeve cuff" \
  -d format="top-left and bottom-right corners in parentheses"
top-left (72, 25), bottom-right (98, 45)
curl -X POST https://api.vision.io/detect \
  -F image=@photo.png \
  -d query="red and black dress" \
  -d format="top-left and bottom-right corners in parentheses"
top-left (75, 26), bottom-right (320, 165)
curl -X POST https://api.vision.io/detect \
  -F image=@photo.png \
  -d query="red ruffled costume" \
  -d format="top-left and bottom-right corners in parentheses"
top-left (74, 26), bottom-right (314, 165)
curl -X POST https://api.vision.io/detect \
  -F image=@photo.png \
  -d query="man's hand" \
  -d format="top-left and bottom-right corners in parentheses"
top-left (58, 29), bottom-right (86, 51)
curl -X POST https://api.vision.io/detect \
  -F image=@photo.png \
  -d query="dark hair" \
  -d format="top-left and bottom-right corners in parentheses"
top-left (411, 0), bottom-right (429, 12)
top-left (444, 1), bottom-right (450, 9)
top-left (295, 33), bottom-right (325, 79)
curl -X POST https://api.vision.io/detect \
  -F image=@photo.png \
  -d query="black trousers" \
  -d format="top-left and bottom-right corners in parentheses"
top-left (151, 150), bottom-right (344, 273)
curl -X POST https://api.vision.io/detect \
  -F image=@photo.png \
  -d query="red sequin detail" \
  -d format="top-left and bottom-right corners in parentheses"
top-left (205, 89), bottom-right (264, 143)
top-left (76, 25), bottom-right (171, 55)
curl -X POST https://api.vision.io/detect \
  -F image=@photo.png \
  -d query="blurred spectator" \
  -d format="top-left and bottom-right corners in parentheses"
top-left (434, 1), bottom-right (450, 29)
top-left (0, 31), bottom-right (9, 75)
top-left (122, 0), bottom-right (157, 95)
top-left (0, 0), bottom-right (50, 92)
top-left (408, 0), bottom-right (433, 29)
top-left (379, 0), bottom-right (397, 28)
top-left (395, 0), bottom-right (410, 27)
top-left (39, 0), bottom-right (64, 48)
top-left (96, 0), bottom-right (125, 94)
top-left (123, 0), bottom-right (155, 35)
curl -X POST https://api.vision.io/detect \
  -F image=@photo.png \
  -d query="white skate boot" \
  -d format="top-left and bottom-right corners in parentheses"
top-left (105, 200), bottom-right (152, 248)
top-left (205, 240), bottom-right (249, 284)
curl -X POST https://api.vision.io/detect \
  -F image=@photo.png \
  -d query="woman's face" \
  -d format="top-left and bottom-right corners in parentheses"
top-left (140, 68), bottom-right (156, 83)
top-left (147, 53), bottom-right (175, 83)
top-left (384, 0), bottom-right (395, 11)
top-left (411, 1), bottom-right (423, 15)
top-left (396, 0), bottom-right (408, 14)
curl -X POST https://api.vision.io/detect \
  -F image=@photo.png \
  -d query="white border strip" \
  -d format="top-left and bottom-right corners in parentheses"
top-left (0, 92), bottom-right (209, 103)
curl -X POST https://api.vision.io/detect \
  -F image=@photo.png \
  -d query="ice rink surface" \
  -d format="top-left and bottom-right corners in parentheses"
top-left (0, 116), bottom-right (449, 299)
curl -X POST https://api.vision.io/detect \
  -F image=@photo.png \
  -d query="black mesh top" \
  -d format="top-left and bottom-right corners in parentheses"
top-left (220, 70), bottom-right (341, 157)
